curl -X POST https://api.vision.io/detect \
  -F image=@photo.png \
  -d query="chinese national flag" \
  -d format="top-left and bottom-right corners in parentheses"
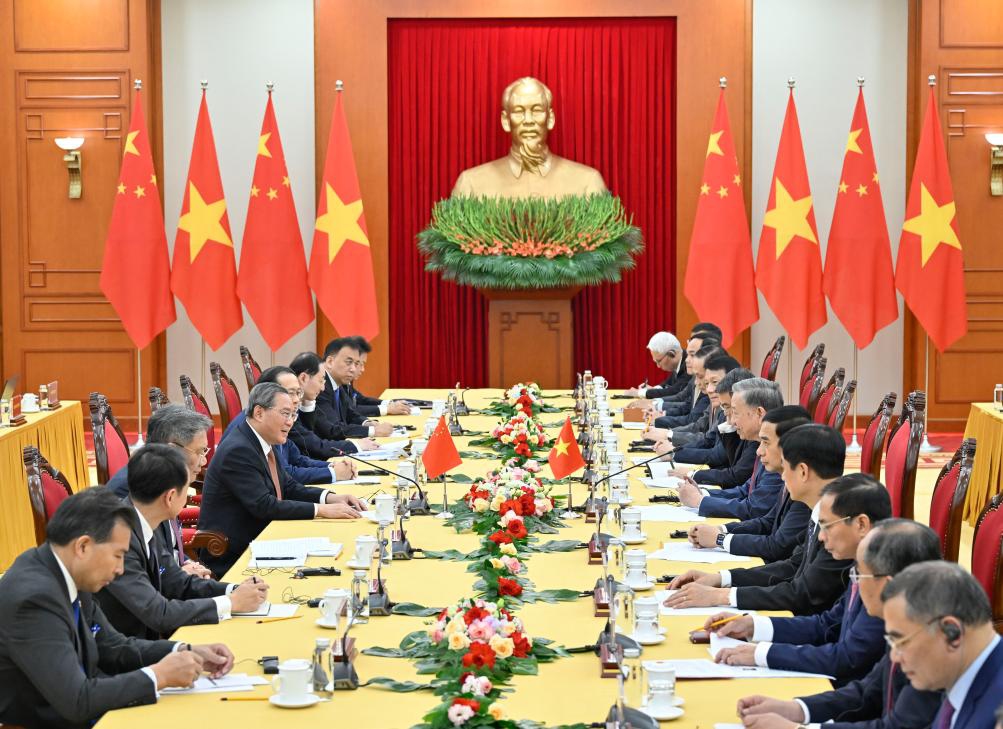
top-left (309, 90), bottom-right (379, 340)
top-left (683, 87), bottom-right (758, 348)
top-left (237, 92), bottom-right (314, 351)
top-left (170, 90), bottom-right (243, 351)
top-left (547, 417), bottom-right (585, 480)
top-left (755, 90), bottom-right (827, 350)
top-left (824, 88), bottom-right (897, 349)
top-left (895, 86), bottom-right (967, 352)
top-left (422, 416), bottom-right (462, 479)
top-left (100, 88), bottom-right (176, 349)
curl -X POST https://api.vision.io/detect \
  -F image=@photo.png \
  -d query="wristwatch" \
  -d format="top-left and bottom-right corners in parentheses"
top-left (716, 533), bottom-right (726, 548)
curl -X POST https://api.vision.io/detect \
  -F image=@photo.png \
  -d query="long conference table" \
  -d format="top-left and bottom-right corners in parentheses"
top-left (99, 389), bottom-right (830, 728)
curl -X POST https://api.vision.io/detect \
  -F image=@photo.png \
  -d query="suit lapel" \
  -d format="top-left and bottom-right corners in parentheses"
top-left (954, 641), bottom-right (1003, 729)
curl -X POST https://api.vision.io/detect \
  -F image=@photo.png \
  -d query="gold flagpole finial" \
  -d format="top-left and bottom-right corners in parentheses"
top-left (719, 76), bottom-right (727, 89)
top-left (200, 79), bottom-right (208, 91)
top-left (928, 74), bottom-right (937, 87)
top-left (266, 81), bottom-right (274, 93)
top-left (787, 77), bottom-right (796, 89)
top-left (336, 79), bottom-right (344, 92)
top-left (857, 76), bottom-right (865, 87)
top-left (134, 78), bottom-right (142, 90)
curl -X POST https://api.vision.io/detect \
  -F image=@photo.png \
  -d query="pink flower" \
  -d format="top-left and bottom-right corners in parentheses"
top-left (466, 620), bottom-right (495, 641)
top-left (447, 703), bottom-right (476, 726)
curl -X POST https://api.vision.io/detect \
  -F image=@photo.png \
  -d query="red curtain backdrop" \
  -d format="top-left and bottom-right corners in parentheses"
top-left (387, 18), bottom-right (676, 387)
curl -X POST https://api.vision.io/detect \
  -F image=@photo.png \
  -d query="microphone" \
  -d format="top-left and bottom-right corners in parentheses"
top-left (583, 452), bottom-right (667, 518)
top-left (454, 382), bottom-right (471, 416)
top-left (368, 535), bottom-right (393, 616)
top-left (331, 447), bottom-right (430, 515)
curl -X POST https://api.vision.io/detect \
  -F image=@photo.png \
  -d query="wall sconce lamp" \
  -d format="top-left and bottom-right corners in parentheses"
top-left (986, 132), bottom-right (1003, 197)
top-left (54, 137), bottom-right (84, 198)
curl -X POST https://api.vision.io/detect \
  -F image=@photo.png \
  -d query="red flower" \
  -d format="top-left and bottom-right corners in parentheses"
top-left (452, 697), bottom-right (481, 711)
top-left (505, 520), bottom-right (528, 540)
top-left (462, 642), bottom-right (496, 669)
top-left (463, 605), bottom-right (490, 625)
top-left (519, 493), bottom-right (536, 515)
top-left (488, 531), bottom-right (513, 545)
top-left (497, 577), bottom-right (523, 597)
top-left (511, 631), bottom-right (532, 657)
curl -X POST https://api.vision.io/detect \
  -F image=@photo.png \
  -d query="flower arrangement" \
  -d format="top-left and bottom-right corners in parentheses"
top-left (479, 382), bottom-right (561, 418)
top-left (469, 412), bottom-right (549, 464)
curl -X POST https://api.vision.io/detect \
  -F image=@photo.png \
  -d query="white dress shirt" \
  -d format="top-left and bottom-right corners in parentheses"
top-left (247, 422), bottom-right (329, 513)
top-left (326, 371), bottom-right (376, 436)
top-left (945, 634), bottom-right (1000, 728)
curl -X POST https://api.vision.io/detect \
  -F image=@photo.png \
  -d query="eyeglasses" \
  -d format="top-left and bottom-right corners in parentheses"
top-left (284, 387), bottom-right (304, 398)
top-left (172, 442), bottom-right (210, 458)
top-left (848, 565), bottom-right (888, 585)
top-left (269, 407), bottom-right (299, 422)
top-left (884, 616), bottom-right (942, 653)
top-left (818, 514), bottom-right (855, 532)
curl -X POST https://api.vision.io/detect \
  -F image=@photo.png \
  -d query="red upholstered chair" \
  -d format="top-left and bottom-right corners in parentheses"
top-left (180, 374), bottom-right (216, 467)
top-left (928, 438), bottom-right (975, 563)
top-left (176, 505), bottom-right (229, 566)
top-left (859, 392), bottom-right (896, 480)
top-left (799, 343), bottom-right (825, 392)
top-left (210, 361), bottom-right (243, 431)
top-left (799, 356), bottom-right (826, 415)
top-left (89, 392), bottom-right (131, 485)
top-left (23, 445), bottom-right (74, 545)
top-left (827, 379), bottom-right (857, 433)
top-left (887, 390), bottom-right (922, 445)
top-left (973, 493), bottom-right (1003, 633)
top-left (882, 391), bottom-right (925, 519)
top-left (240, 345), bottom-right (263, 394)
top-left (813, 367), bottom-right (845, 424)
top-left (760, 335), bottom-right (785, 381)
top-left (148, 386), bottom-right (169, 413)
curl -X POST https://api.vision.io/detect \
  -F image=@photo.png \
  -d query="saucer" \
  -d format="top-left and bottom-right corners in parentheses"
top-left (626, 579), bottom-right (655, 591)
top-left (632, 631), bottom-right (665, 646)
top-left (344, 560), bottom-right (371, 569)
top-left (269, 693), bottom-right (321, 709)
top-left (641, 704), bottom-right (684, 721)
top-left (315, 618), bottom-right (339, 629)
top-left (620, 533), bottom-right (647, 545)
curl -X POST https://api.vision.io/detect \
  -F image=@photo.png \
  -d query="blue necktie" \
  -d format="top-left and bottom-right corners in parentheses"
top-left (72, 598), bottom-right (87, 675)
top-left (335, 387), bottom-right (342, 411)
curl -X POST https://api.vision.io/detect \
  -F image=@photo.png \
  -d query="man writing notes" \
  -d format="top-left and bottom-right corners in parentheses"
top-left (197, 382), bottom-right (366, 576)
top-left (97, 445), bottom-right (269, 639)
top-left (317, 336), bottom-right (394, 438)
top-left (622, 331), bottom-right (688, 399)
top-left (0, 488), bottom-right (233, 729)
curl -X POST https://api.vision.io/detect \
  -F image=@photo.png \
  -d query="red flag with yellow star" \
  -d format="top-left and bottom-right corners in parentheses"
top-left (100, 87), bottom-right (176, 349)
top-left (309, 89), bottom-right (379, 340)
top-left (237, 91), bottom-right (314, 351)
top-left (824, 88), bottom-right (898, 349)
top-left (170, 89), bottom-right (242, 351)
top-left (755, 89), bottom-right (826, 350)
top-left (683, 87), bottom-right (758, 348)
top-left (895, 85), bottom-right (967, 352)
top-left (547, 417), bottom-right (585, 480)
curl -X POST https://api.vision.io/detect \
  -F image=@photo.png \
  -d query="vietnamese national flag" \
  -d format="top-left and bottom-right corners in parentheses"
top-left (100, 87), bottom-right (176, 349)
top-left (895, 85), bottom-right (967, 352)
top-left (824, 88), bottom-right (898, 349)
top-left (755, 89), bottom-right (827, 350)
top-left (547, 417), bottom-right (585, 480)
top-left (170, 89), bottom-right (243, 351)
top-left (422, 416), bottom-right (462, 479)
top-left (309, 89), bottom-right (379, 340)
top-left (237, 91), bottom-right (314, 351)
top-left (683, 87), bottom-right (758, 348)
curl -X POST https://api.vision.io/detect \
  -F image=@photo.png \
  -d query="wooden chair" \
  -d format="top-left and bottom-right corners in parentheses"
top-left (813, 367), bottom-right (845, 424)
top-left (148, 386), bottom-right (169, 413)
top-left (89, 392), bottom-right (131, 485)
top-left (180, 374), bottom-right (216, 467)
top-left (240, 345), bottom-right (263, 394)
top-left (888, 390), bottom-right (922, 445)
top-left (799, 355), bottom-right (827, 416)
top-left (827, 379), bottom-right (857, 433)
top-left (23, 446), bottom-right (74, 546)
top-left (210, 361), bottom-right (243, 431)
top-left (973, 492), bottom-right (1003, 634)
top-left (760, 335), bottom-right (785, 382)
top-left (859, 392), bottom-right (897, 480)
top-left (799, 343), bottom-right (825, 392)
top-left (928, 438), bottom-right (976, 563)
top-left (176, 506), bottom-right (229, 568)
top-left (883, 391), bottom-right (925, 519)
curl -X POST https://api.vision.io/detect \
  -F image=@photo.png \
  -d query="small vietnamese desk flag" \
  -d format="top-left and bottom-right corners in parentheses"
top-left (683, 84), bottom-right (758, 348)
top-left (237, 90), bottom-right (314, 351)
top-left (895, 83), bottom-right (967, 352)
top-left (422, 416), bottom-right (462, 480)
top-left (547, 417), bottom-right (585, 480)
top-left (755, 86), bottom-right (827, 350)
top-left (824, 86), bottom-right (898, 349)
top-left (100, 84), bottom-right (176, 349)
top-left (170, 88), bottom-right (243, 350)
top-left (309, 86), bottom-right (380, 340)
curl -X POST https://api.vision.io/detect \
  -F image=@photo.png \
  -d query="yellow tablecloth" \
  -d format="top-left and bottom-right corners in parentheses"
top-left (0, 400), bottom-right (89, 570)
top-left (963, 402), bottom-right (1003, 524)
top-left (97, 389), bottom-right (830, 728)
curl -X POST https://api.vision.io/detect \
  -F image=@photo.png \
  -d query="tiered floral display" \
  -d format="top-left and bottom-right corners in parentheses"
top-left (479, 382), bottom-right (561, 419)
top-left (469, 411), bottom-right (550, 464)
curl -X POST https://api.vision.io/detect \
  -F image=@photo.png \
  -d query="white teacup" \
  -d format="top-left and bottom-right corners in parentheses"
top-left (424, 418), bottom-right (438, 437)
top-left (621, 507), bottom-right (642, 537)
top-left (318, 588), bottom-right (349, 625)
top-left (646, 666), bottom-right (678, 712)
top-left (633, 596), bottom-right (661, 639)
top-left (431, 400), bottom-right (446, 417)
top-left (374, 493), bottom-right (396, 522)
top-left (624, 549), bottom-right (648, 587)
top-left (272, 658), bottom-right (312, 700)
top-left (396, 461), bottom-right (416, 487)
top-left (352, 535), bottom-right (378, 566)
top-left (411, 438), bottom-right (428, 456)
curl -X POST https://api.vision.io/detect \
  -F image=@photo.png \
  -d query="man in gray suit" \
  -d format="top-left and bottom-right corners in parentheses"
top-left (0, 487), bottom-right (232, 728)
top-left (97, 445), bottom-right (269, 639)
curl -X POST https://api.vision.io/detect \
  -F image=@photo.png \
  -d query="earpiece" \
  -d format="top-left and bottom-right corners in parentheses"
top-left (940, 620), bottom-right (962, 644)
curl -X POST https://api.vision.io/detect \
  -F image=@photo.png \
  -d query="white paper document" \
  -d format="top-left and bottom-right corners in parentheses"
top-left (248, 538), bottom-right (343, 566)
top-left (233, 602), bottom-right (300, 619)
top-left (642, 659), bottom-right (833, 680)
top-left (656, 590), bottom-right (747, 617)
top-left (634, 505), bottom-right (706, 523)
top-left (708, 633), bottom-right (748, 658)
top-left (162, 673), bottom-right (269, 695)
top-left (647, 543), bottom-right (751, 564)
top-left (640, 476), bottom-right (683, 489)
top-left (621, 421), bottom-right (647, 430)
top-left (334, 475), bottom-right (383, 485)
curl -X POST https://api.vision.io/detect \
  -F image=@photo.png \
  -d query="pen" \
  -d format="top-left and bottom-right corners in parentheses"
top-left (256, 615), bottom-right (303, 624)
top-left (254, 556), bottom-right (296, 561)
top-left (252, 576), bottom-right (258, 584)
top-left (700, 613), bottom-right (748, 631)
top-left (220, 697), bottom-right (269, 701)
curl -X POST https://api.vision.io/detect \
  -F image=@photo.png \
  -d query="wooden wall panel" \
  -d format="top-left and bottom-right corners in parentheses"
top-left (905, 0), bottom-right (1003, 429)
top-left (0, 0), bottom-right (165, 432)
top-left (314, 0), bottom-right (752, 391)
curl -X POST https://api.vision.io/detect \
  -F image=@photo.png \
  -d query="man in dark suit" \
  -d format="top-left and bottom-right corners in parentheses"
top-left (197, 382), bottom-right (367, 576)
top-left (882, 562), bottom-right (1003, 729)
top-left (108, 403), bottom-right (214, 578)
top-left (622, 331), bottom-right (688, 399)
top-left (316, 336), bottom-right (394, 438)
top-left (734, 517), bottom-right (944, 729)
top-left (711, 474), bottom-right (892, 685)
top-left (346, 336), bottom-right (412, 417)
top-left (687, 405), bottom-right (812, 563)
top-left (667, 353), bottom-right (738, 448)
top-left (666, 424), bottom-right (853, 615)
top-left (97, 445), bottom-right (268, 639)
top-left (0, 487), bottom-right (231, 728)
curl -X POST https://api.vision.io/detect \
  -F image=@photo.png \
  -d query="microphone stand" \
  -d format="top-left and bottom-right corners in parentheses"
top-left (330, 608), bottom-right (360, 690)
top-left (585, 452), bottom-right (667, 521)
top-left (454, 382), bottom-right (471, 416)
top-left (368, 534), bottom-right (393, 616)
top-left (332, 447), bottom-right (430, 515)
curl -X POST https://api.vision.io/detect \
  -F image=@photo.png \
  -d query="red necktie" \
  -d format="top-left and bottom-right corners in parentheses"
top-left (266, 449), bottom-right (283, 500)
top-left (937, 699), bottom-right (955, 729)
top-left (885, 661), bottom-right (898, 714)
top-left (849, 582), bottom-right (859, 609)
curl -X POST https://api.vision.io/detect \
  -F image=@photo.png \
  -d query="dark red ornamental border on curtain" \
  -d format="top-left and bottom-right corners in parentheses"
top-left (387, 17), bottom-right (676, 388)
